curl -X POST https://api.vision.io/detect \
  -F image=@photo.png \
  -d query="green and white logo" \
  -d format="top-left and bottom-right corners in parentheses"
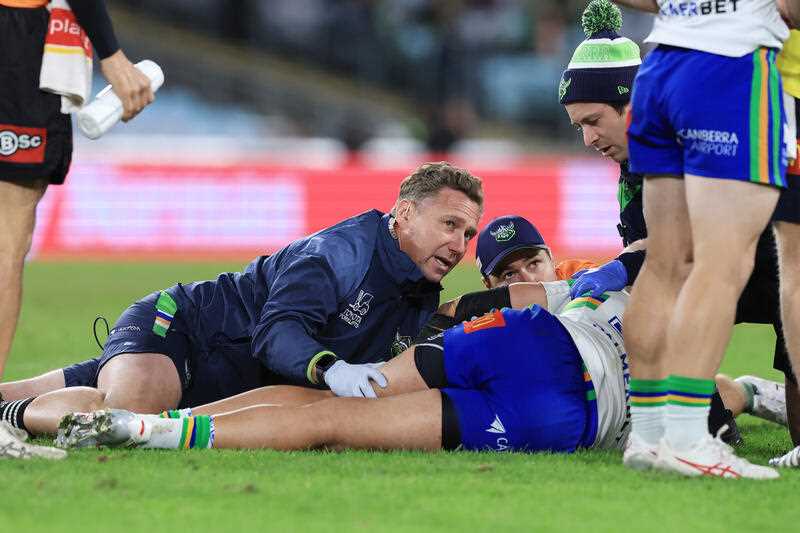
top-left (559, 77), bottom-right (572, 101)
top-left (617, 85), bottom-right (629, 95)
top-left (490, 221), bottom-right (516, 242)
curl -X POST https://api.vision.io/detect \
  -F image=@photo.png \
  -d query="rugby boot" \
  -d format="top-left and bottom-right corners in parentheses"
top-left (622, 433), bottom-right (658, 470)
top-left (655, 428), bottom-right (778, 479)
top-left (56, 409), bottom-right (150, 449)
top-left (0, 421), bottom-right (66, 460)
top-left (769, 445), bottom-right (800, 468)
top-left (736, 375), bottom-right (787, 426)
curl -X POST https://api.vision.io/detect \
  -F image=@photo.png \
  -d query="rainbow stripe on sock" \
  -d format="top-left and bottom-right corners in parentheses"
top-left (667, 374), bottom-right (715, 408)
top-left (630, 378), bottom-right (668, 407)
top-left (178, 416), bottom-right (213, 449)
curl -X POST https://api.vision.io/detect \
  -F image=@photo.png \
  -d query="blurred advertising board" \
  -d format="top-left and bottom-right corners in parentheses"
top-left (31, 157), bottom-right (622, 261)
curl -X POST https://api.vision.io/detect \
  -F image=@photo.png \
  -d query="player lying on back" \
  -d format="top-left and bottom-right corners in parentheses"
top-left (57, 278), bottom-right (634, 455)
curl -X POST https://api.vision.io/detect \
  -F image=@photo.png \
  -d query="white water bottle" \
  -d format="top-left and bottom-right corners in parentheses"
top-left (77, 60), bottom-right (164, 139)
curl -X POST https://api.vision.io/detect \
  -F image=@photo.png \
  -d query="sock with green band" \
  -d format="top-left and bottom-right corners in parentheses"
top-left (629, 378), bottom-right (668, 446)
top-left (664, 374), bottom-right (716, 450)
top-left (142, 415), bottom-right (215, 449)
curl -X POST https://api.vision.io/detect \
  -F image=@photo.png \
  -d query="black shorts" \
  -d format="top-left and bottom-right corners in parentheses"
top-left (83, 291), bottom-right (269, 408)
top-left (0, 6), bottom-right (72, 185)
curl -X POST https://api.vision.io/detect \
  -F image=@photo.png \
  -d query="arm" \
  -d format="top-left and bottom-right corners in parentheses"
top-left (251, 253), bottom-right (345, 386)
top-left (433, 282), bottom-right (549, 321)
top-left (69, 0), bottom-right (153, 120)
top-left (612, 0), bottom-right (659, 12)
top-left (251, 251), bottom-right (387, 397)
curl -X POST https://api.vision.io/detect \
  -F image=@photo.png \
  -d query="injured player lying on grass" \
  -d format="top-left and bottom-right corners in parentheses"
top-left (56, 279), bottom-right (631, 454)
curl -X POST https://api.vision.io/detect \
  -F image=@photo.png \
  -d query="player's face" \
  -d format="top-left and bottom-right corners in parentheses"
top-left (395, 187), bottom-right (481, 283)
top-left (565, 102), bottom-right (629, 163)
top-left (483, 248), bottom-right (556, 288)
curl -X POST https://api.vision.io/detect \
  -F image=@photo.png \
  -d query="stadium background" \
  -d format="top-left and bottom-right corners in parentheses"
top-left (31, 0), bottom-right (657, 262)
top-left (9, 3), bottom-right (800, 532)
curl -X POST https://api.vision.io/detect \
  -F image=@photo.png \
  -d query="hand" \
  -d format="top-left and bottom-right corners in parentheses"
top-left (569, 259), bottom-right (628, 299)
top-left (323, 360), bottom-right (387, 398)
top-left (100, 50), bottom-right (154, 121)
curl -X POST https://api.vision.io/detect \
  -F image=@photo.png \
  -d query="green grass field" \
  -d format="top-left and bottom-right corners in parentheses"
top-left (3, 262), bottom-right (800, 532)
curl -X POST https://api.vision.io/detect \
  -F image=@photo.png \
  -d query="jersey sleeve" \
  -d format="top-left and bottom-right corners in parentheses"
top-left (250, 252), bottom-right (351, 385)
top-left (540, 280), bottom-right (572, 313)
top-left (555, 259), bottom-right (599, 280)
top-left (68, 0), bottom-right (120, 59)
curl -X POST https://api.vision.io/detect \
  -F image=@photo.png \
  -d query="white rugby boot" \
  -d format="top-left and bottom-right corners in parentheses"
top-left (735, 375), bottom-right (787, 426)
top-left (622, 433), bottom-right (658, 470)
top-left (0, 421), bottom-right (66, 460)
top-left (655, 429), bottom-right (779, 479)
top-left (769, 445), bottom-right (800, 468)
top-left (56, 409), bottom-right (151, 449)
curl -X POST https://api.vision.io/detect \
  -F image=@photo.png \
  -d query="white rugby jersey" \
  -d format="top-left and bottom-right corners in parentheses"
top-left (542, 281), bottom-right (631, 450)
top-left (645, 0), bottom-right (789, 57)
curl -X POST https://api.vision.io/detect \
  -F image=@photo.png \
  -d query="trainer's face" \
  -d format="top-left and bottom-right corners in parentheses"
top-left (565, 102), bottom-right (629, 163)
top-left (483, 248), bottom-right (557, 288)
top-left (395, 187), bottom-right (481, 283)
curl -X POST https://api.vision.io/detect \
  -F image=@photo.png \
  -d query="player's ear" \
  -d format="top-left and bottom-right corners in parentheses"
top-left (396, 199), bottom-right (414, 221)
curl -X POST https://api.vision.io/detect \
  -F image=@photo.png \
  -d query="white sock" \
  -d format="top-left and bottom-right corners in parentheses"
top-left (139, 416), bottom-right (184, 449)
top-left (664, 404), bottom-right (711, 451)
top-left (630, 405), bottom-right (665, 447)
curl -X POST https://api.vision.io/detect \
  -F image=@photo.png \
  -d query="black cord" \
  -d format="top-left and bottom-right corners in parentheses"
top-left (92, 316), bottom-right (110, 350)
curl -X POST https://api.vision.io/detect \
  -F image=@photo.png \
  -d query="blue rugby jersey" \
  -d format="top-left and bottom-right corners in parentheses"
top-left (167, 210), bottom-right (441, 385)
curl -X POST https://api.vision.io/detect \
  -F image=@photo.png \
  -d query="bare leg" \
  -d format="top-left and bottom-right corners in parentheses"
top-left (0, 179), bottom-right (48, 379)
top-left (192, 347), bottom-right (429, 415)
top-left (213, 389), bottom-right (442, 451)
top-left (20, 352), bottom-right (181, 435)
top-left (0, 368), bottom-right (67, 400)
top-left (775, 221), bottom-right (800, 379)
top-left (668, 178), bottom-right (779, 377)
top-left (786, 378), bottom-right (800, 446)
top-left (714, 374), bottom-right (747, 417)
top-left (625, 176), bottom-right (691, 380)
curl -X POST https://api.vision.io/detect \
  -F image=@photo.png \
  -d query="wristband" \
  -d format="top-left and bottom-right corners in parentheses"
top-left (616, 250), bottom-right (646, 286)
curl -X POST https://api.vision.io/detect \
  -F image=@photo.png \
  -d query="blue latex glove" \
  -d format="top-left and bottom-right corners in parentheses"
top-left (324, 360), bottom-right (387, 398)
top-left (569, 259), bottom-right (628, 299)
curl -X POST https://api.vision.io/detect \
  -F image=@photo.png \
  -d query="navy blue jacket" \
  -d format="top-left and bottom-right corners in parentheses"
top-left (168, 210), bottom-right (441, 385)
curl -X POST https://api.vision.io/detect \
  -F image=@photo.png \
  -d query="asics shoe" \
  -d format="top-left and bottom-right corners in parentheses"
top-left (56, 409), bottom-right (150, 449)
top-left (654, 431), bottom-right (778, 479)
top-left (0, 421), bottom-right (66, 460)
top-left (623, 433), bottom-right (658, 471)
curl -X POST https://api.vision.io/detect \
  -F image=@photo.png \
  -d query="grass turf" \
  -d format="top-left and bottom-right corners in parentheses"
top-left (3, 261), bottom-right (800, 532)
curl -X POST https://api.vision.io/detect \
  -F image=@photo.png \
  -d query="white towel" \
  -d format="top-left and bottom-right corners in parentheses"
top-left (39, 0), bottom-right (93, 114)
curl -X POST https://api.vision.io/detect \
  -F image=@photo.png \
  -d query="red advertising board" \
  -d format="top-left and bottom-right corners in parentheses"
top-left (31, 157), bottom-right (621, 262)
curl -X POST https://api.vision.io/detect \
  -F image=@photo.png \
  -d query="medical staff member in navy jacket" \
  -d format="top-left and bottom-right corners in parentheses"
top-left (0, 162), bottom-right (484, 436)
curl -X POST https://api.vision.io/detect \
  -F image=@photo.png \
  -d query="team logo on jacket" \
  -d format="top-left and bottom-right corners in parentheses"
top-left (390, 331), bottom-right (413, 357)
top-left (339, 290), bottom-right (374, 328)
top-left (0, 125), bottom-right (46, 164)
top-left (490, 221), bottom-right (515, 242)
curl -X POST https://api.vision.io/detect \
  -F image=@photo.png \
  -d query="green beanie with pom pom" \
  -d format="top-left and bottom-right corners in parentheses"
top-left (559, 0), bottom-right (641, 106)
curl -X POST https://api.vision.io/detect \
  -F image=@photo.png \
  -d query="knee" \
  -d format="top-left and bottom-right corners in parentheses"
top-left (644, 249), bottom-right (693, 285)
top-left (87, 388), bottom-right (108, 411)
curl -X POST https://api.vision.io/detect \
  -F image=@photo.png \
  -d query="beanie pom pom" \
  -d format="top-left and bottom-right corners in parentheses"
top-left (581, 0), bottom-right (623, 37)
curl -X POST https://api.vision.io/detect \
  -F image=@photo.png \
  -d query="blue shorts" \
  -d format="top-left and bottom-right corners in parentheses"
top-left (440, 307), bottom-right (597, 453)
top-left (629, 45), bottom-right (787, 187)
top-left (62, 290), bottom-right (267, 408)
